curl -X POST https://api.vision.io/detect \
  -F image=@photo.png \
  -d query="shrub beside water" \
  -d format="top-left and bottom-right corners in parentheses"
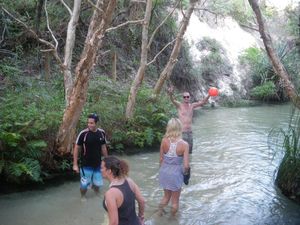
top-left (270, 107), bottom-right (300, 202)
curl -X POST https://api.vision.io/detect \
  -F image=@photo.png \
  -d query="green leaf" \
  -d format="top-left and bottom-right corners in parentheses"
top-left (0, 160), bottom-right (5, 173)
top-left (27, 140), bottom-right (47, 150)
top-left (0, 132), bottom-right (22, 147)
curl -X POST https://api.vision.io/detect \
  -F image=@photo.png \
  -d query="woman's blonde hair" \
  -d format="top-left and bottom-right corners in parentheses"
top-left (164, 118), bottom-right (182, 139)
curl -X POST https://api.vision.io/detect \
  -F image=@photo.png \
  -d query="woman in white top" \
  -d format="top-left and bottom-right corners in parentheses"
top-left (158, 118), bottom-right (190, 216)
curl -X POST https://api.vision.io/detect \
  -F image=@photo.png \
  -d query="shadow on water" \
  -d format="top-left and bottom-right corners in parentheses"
top-left (0, 171), bottom-right (78, 195)
top-left (1, 104), bottom-right (300, 225)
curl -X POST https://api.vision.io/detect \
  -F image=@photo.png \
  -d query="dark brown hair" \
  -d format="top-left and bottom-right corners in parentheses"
top-left (103, 156), bottom-right (129, 178)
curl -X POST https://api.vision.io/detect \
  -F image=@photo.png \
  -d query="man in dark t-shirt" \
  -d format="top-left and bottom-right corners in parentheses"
top-left (73, 113), bottom-right (108, 199)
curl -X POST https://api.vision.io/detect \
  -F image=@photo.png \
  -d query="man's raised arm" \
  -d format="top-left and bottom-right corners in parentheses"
top-left (167, 87), bottom-right (180, 108)
top-left (192, 95), bottom-right (210, 109)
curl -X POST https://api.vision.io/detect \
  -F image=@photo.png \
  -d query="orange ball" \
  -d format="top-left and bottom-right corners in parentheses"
top-left (208, 87), bottom-right (219, 96)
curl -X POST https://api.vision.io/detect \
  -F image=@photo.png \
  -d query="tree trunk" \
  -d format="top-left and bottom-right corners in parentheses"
top-left (35, 0), bottom-right (44, 78)
top-left (112, 51), bottom-right (117, 82)
top-left (296, 2), bottom-right (300, 54)
top-left (44, 51), bottom-right (51, 80)
top-left (125, 0), bottom-right (152, 119)
top-left (56, 0), bottom-right (117, 155)
top-left (152, 0), bottom-right (197, 96)
top-left (248, 0), bottom-right (300, 108)
top-left (35, 0), bottom-right (44, 34)
top-left (63, 0), bottom-right (82, 106)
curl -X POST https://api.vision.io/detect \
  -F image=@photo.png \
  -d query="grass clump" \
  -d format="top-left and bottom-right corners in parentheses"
top-left (269, 106), bottom-right (300, 202)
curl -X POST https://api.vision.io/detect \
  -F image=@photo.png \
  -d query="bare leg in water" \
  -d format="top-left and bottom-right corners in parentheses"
top-left (159, 189), bottom-right (172, 216)
top-left (170, 190), bottom-right (181, 216)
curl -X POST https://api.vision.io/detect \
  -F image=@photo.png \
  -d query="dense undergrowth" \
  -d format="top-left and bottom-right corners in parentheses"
top-left (0, 72), bottom-right (174, 184)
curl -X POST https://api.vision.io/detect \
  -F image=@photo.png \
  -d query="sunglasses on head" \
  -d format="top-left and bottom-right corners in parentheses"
top-left (183, 96), bottom-right (190, 99)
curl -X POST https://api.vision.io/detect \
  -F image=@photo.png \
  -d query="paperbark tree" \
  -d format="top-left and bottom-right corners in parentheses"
top-left (248, 0), bottom-right (300, 108)
top-left (56, 0), bottom-right (117, 154)
top-left (124, 0), bottom-right (180, 119)
top-left (298, 2), bottom-right (300, 55)
top-left (152, 0), bottom-right (198, 96)
top-left (62, 0), bottom-right (82, 105)
top-left (125, 0), bottom-right (152, 119)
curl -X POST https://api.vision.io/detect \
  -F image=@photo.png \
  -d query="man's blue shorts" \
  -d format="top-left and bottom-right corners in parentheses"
top-left (80, 166), bottom-right (103, 190)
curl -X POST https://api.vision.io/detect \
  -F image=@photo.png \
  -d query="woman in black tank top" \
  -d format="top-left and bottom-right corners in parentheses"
top-left (101, 156), bottom-right (145, 225)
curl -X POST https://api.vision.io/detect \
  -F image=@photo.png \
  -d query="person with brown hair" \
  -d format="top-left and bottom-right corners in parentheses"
top-left (101, 156), bottom-right (145, 225)
top-left (158, 118), bottom-right (190, 216)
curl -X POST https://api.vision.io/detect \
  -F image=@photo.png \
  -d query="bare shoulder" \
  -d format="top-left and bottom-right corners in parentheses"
top-left (126, 177), bottom-right (137, 192)
top-left (161, 137), bottom-right (169, 145)
top-left (180, 139), bottom-right (189, 148)
top-left (106, 187), bottom-right (121, 198)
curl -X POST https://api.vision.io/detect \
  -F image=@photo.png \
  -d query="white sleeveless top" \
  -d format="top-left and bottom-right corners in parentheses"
top-left (165, 139), bottom-right (182, 157)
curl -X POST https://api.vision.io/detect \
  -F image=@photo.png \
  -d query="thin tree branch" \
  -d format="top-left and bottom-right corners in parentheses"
top-left (147, 0), bottom-right (180, 49)
top-left (44, 0), bottom-right (58, 50)
top-left (131, 0), bottom-right (146, 3)
top-left (147, 38), bottom-right (176, 66)
top-left (240, 23), bottom-right (259, 32)
top-left (195, 7), bottom-right (224, 17)
top-left (85, 0), bottom-right (104, 14)
top-left (180, 0), bottom-right (186, 19)
top-left (0, 23), bottom-right (6, 45)
top-left (106, 19), bottom-right (144, 32)
top-left (0, 49), bottom-right (16, 56)
top-left (60, 0), bottom-right (72, 16)
top-left (100, 49), bottom-right (111, 55)
top-left (2, 7), bottom-right (51, 46)
top-left (40, 48), bottom-right (56, 52)
top-left (200, 0), bottom-right (208, 7)
top-left (2, 6), bottom-right (64, 67)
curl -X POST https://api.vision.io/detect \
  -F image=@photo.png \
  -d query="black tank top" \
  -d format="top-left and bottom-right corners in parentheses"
top-left (103, 179), bottom-right (140, 225)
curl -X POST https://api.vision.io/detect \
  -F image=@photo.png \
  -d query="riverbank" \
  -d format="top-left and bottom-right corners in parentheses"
top-left (0, 171), bottom-right (78, 195)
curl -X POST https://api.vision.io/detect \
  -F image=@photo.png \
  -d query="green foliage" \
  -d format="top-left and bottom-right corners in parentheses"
top-left (197, 37), bottom-right (232, 80)
top-left (269, 107), bottom-right (300, 200)
top-left (240, 44), bottom-right (300, 102)
top-left (284, 4), bottom-right (299, 37)
top-left (0, 62), bottom-right (21, 78)
top-left (204, 0), bottom-right (254, 25)
top-left (250, 81), bottom-right (277, 100)
top-left (0, 73), bottom-right (64, 183)
top-left (239, 47), bottom-right (269, 86)
top-left (220, 97), bottom-right (260, 108)
top-left (4, 159), bottom-right (42, 183)
top-left (85, 77), bottom-right (171, 153)
top-left (180, 0), bottom-right (190, 9)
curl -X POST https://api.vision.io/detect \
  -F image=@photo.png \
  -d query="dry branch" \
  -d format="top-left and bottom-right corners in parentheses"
top-left (147, 0), bottom-right (180, 49)
top-left (147, 38), bottom-right (176, 66)
top-left (1, 6), bottom-right (64, 67)
top-left (44, 0), bottom-right (58, 50)
top-left (106, 19), bottom-right (144, 32)
top-left (60, 0), bottom-right (72, 15)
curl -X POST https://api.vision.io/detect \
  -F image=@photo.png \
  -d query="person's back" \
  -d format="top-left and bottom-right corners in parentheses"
top-left (102, 156), bottom-right (145, 225)
top-left (159, 138), bottom-right (186, 191)
top-left (104, 179), bottom-right (140, 225)
top-left (158, 118), bottom-right (190, 216)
